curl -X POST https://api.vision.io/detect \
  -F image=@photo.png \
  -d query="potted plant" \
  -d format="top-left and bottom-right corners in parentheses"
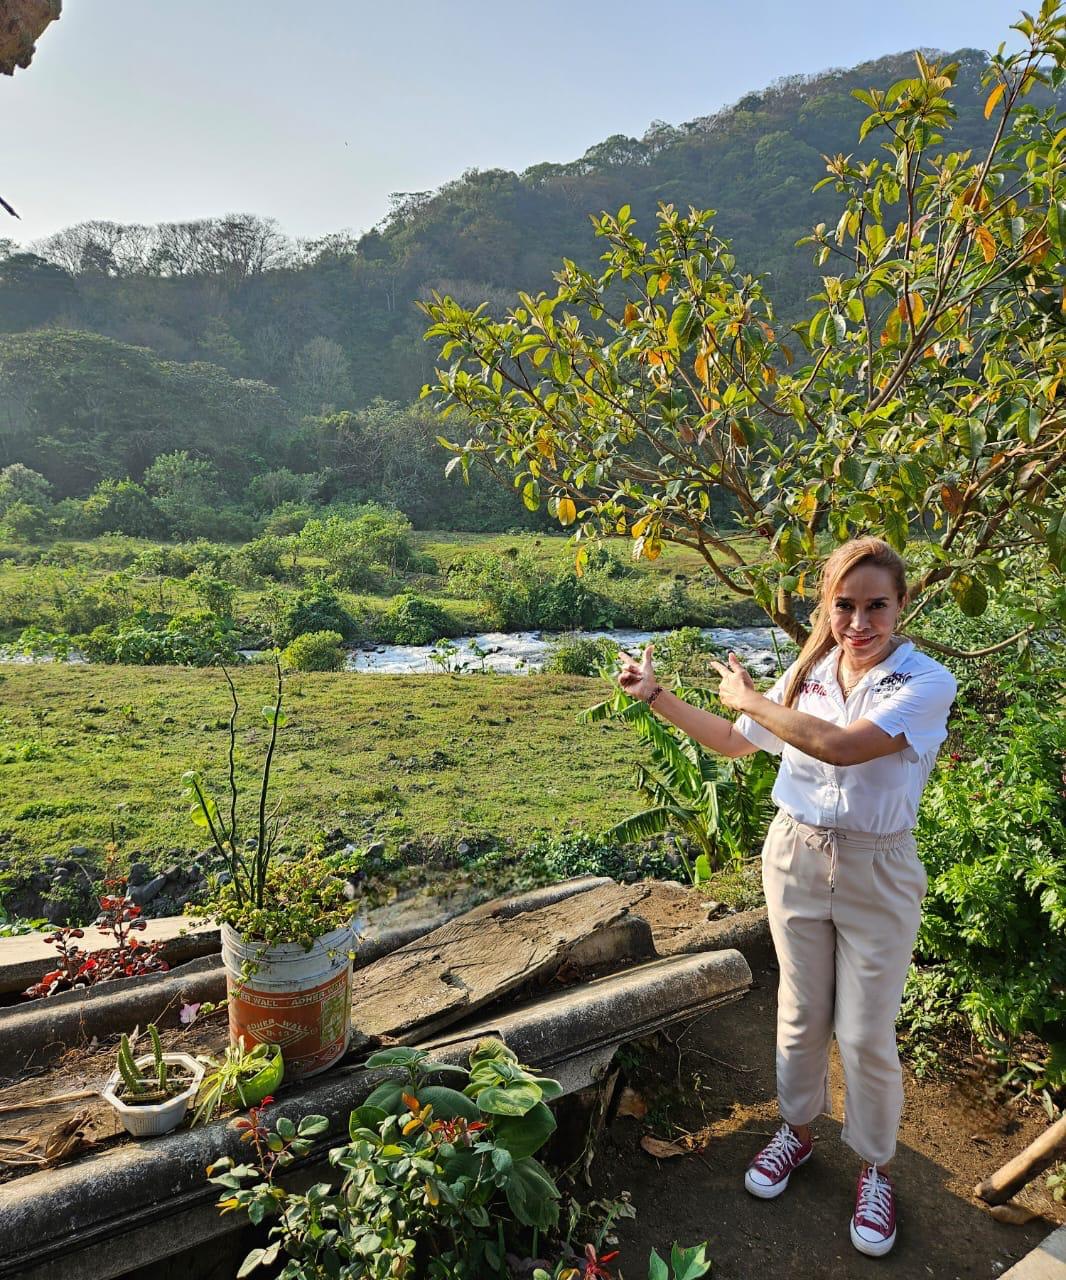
top-left (183, 657), bottom-right (362, 1078)
top-left (102, 1023), bottom-right (203, 1137)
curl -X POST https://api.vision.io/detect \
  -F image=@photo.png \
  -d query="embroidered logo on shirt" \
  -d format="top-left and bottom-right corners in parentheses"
top-left (875, 671), bottom-right (912, 693)
top-left (800, 680), bottom-right (829, 697)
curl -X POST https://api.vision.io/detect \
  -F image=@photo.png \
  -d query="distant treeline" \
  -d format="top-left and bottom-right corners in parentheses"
top-left (0, 45), bottom-right (1048, 531)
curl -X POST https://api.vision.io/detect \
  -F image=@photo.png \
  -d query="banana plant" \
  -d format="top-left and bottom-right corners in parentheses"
top-left (580, 680), bottom-right (776, 877)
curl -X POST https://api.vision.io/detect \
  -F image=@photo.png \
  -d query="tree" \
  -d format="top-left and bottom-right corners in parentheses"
top-left (0, 461), bottom-right (51, 513)
top-left (144, 449), bottom-right (223, 535)
top-left (81, 477), bottom-right (163, 537)
top-left (0, 252), bottom-right (77, 329)
top-left (422, 7), bottom-right (1066, 656)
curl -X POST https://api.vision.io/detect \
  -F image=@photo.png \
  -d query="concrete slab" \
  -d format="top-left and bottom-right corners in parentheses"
top-left (1001, 1226), bottom-right (1066, 1279)
top-left (349, 881), bottom-right (651, 1040)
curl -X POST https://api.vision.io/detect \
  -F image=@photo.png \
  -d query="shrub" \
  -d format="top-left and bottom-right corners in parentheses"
top-left (209, 1041), bottom-right (563, 1277)
top-left (276, 580), bottom-right (358, 646)
top-left (281, 629), bottom-right (345, 672)
top-left (542, 635), bottom-right (616, 676)
top-left (80, 479), bottom-right (164, 538)
top-left (914, 668), bottom-right (1066, 1068)
top-left (263, 501), bottom-right (316, 536)
top-left (381, 593), bottom-right (451, 644)
top-left (448, 549), bottom-right (612, 631)
top-left (227, 534), bottom-right (288, 584)
top-left (82, 611), bottom-right (242, 666)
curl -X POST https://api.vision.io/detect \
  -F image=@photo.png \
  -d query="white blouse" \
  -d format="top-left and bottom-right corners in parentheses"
top-left (733, 640), bottom-right (957, 834)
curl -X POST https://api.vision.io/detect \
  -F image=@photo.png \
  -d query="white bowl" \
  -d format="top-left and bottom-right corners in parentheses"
top-left (102, 1052), bottom-right (205, 1137)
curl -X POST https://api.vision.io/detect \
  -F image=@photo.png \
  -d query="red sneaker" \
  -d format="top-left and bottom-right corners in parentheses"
top-left (744, 1124), bottom-right (813, 1199)
top-left (851, 1165), bottom-right (897, 1257)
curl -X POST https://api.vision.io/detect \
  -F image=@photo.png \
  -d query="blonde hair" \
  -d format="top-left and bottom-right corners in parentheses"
top-left (784, 537), bottom-right (908, 708)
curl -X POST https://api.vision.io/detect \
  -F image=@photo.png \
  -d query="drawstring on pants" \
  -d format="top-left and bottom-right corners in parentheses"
top-left (800, 825), bottom-right (846, 895)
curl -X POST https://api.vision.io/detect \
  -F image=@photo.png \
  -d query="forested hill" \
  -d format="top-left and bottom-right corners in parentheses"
top-left (0, 45), bottom-right (1047, 505)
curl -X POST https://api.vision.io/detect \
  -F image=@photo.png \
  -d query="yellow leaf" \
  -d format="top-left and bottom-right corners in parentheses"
top-left (984, 81), bottom-right (1006, 119)
top-left (630, 515), bottom-right (651, 539)
top-left (424, 1180), bottom-right (439, 1206)
top-left (658, 271), bottom-right (671, 292)
top-left (643, 538), bottom-right (662, 561)
top-left (575, 545), bottom-right (588, 577)
top-left (557, 497), bottom-right (577, 526)
top-left (623, 302), bottom-right (638, 326)
top-left (615, 515), bottom-right (627, 534)
top-left (693, 351), bottom-right (710, 385)
top-left (796, 492), bottom-right (817, 521)
top-left (762, 364), bottom-right (776, 386)
top-left (1023, 225), bottom-right (1050, 265)
top-left (975, 226), bottom-right (996, 263)
top-left (908, 292), bottom-right (925, 326)
top-left (217, 1197), bottom-right (240, 1214)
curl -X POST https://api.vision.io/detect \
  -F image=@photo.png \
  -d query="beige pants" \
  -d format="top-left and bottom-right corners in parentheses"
top-left (761, 809), bottom-right (927, 1166)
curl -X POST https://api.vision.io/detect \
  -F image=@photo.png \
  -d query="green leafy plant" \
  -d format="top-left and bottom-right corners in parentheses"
top-left (209, 1039), bottom-right (564, 1278)
top-left (581, 680), bottom-right (776, 875)
top-left (280, 628), bottom-right (345, 672)
top-left (192, 1039), bottom-right (284, 1127)
top-left (914, 665), bottom-right (1066, 1075)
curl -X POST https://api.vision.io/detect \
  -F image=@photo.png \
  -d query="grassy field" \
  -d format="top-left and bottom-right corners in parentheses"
top-left (0, 663), bottom-right (646, 872)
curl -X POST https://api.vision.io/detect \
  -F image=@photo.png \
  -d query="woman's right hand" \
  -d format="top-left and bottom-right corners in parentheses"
top-left (617, 644), bottom-right (657, 701)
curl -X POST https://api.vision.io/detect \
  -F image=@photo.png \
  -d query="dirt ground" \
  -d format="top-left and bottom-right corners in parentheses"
top-left (587, 954), bottom-right (1065, 1280)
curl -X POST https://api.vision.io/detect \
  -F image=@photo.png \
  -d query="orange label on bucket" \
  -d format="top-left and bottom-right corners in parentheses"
top-left (228, 968), bottom-right (352, 1078)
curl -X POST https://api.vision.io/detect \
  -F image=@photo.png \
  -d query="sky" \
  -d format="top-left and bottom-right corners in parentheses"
top-left (1, 0), bottom-right (1033, 250)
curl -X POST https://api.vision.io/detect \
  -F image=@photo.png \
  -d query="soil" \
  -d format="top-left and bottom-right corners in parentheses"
top-left (586, 955), bottom-right (1066, 1280)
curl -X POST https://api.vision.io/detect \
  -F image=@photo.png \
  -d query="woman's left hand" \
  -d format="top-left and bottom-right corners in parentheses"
top-left (710, 652), bottom-right (757, 712)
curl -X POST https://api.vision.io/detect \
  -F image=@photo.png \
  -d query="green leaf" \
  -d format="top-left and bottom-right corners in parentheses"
top-left (296, 1114), bottom-right (329, 1138)
top-left (670, 1242), bottom-right (713, 1280)
top-left (348, 1105), bottom-right (388, 1137)
top-left (364, 1047), bottom-right (426, 1069)
top-left (503, 1156), bottom-right (560, 1231)
top-left (412, 1085), bottom-right (479, 1121)
top-left (883, 508), bottom-right (908, 551)
top-left (950, 573), bottom-right (988, 617)
top-left (363, 1080), bottom-right (406, 1113)
top-left (491, 1100), bottom-right (557, 1158)
top-left (476, 1082), bottom-right (542, 1116)
top-left (236, 1249), bottom-right (266, 1278)
top-left (1048, 200), bottom-right (1066, 255)
top-left (667, 302), bottom-right (696, 349)
top-left (648, 1249), bottom-right (669, 1280)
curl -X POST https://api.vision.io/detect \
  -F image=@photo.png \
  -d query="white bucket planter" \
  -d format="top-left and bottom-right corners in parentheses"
top-left (221, 920), bottom-right (358, 1079)
top-left (102, 1053), bottom-right (204, 1138)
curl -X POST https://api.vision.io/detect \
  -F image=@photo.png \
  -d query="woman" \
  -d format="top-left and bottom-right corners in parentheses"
top-left (617, 537), bottom-right (956, 1259)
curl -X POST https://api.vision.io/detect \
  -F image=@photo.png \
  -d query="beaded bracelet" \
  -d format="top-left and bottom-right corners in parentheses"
top-left (645, 684), bottom-right (665, 709)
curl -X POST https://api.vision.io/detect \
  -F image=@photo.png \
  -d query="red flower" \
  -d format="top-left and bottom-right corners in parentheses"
top-left (582, 1243), bottom-right (620, 1279)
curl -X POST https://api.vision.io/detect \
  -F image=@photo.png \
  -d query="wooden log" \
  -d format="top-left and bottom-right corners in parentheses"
top-left (974, 1112), bottom-right (1066, 1205)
